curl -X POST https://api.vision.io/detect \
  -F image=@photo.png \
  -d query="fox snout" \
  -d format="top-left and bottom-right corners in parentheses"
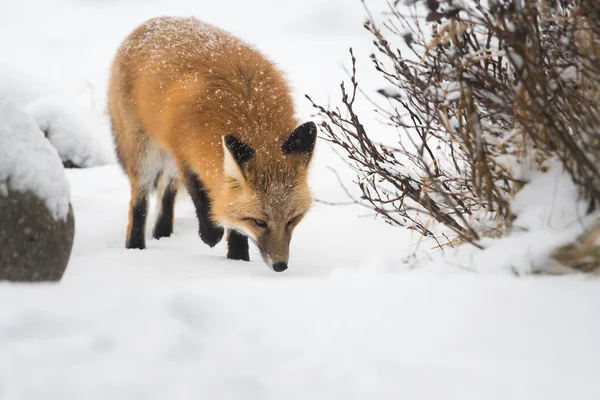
top-left (264, 251), bottom-right (290, 273)
top-left (256, 231), bottom-right (291, 273)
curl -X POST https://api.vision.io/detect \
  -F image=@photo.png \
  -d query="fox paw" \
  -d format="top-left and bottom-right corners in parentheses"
top-left (126, 238), bottom-right (146, 250)
top-left (199, 224), bottom-right (224, 247)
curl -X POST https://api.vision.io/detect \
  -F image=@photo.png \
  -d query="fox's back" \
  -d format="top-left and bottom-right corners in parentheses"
top-left (110, 16), bottom-right (298, 171)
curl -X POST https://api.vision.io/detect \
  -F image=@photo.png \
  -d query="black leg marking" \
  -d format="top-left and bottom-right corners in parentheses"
top-left (183, 167), bottom-right (224, 247)
top-left (227, 230), bottom-right (249, 261)
top-left (153, 180), bottom-right (177, 240)
top-left (153, 172), bottom-right (161, 190)
top-left (127, 195), bottom-right (148, 250)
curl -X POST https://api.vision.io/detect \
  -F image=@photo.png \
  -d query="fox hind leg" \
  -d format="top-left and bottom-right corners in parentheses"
top-left (123, 137), bottom-right (165, 249)
top-left (126, 182), bottom-right (150, 249)
top-left (124, 137), bottom-right (155, 249)
top-left (152, 153), bottom-right (179, 240)
top-left (153, 175), bottom-right (179, 240)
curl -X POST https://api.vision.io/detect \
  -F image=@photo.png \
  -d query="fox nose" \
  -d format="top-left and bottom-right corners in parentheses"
top-left (272, 262), bottom-right (288, 273)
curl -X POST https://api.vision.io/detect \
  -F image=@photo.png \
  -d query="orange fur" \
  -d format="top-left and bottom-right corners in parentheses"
top-left (108, 16), bottom-right (314, 268)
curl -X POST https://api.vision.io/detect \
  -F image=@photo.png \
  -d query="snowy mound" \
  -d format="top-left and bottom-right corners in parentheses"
top-left (0, 64), bottom-right (52, 107)
top-left (26, 97), bottom-right (110, 168)
top-left (407, 161), bottom-right (598, 276)
top-left (0, 97), bottom-right (70, 221)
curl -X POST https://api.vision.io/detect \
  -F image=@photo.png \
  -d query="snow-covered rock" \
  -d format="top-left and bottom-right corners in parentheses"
top-left (0, 97), bottom-right (74, 281)
top-left (0, 64), bottom-right (52, 107)
top-left (26, 96), bottom-right (110, 169)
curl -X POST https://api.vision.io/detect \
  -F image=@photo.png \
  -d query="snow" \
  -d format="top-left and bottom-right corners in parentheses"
top-left (0, 97), bottom-right (70, 221)
top-left (421, 161), bottom-right (596, 276)
top-left (0, 0), bottom-right (599, 398)
top-left (559, 65), bottom-right (579, 83)
top-left (1, 276), bottom-right (600, 399)
top-left (508, 49), bottom-right (524, 69)
top-left (426, 81), bottom-right (461, 104)
top-left (0, 65), bottom-right (53, 107)
top-left (26, 96), bottom-right (112, 168)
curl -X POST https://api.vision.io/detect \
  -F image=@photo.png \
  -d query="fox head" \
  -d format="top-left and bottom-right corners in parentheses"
top-left (214, 122), bottom-right (317, 272)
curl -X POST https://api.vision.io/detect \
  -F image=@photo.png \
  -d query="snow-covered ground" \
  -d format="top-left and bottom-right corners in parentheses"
top-left (1, 0), bottom-right (599, 398)
top-left (2, 276), bottom-right (600, 399)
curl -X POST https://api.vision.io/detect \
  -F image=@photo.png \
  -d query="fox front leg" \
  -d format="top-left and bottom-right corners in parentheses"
top-left (182, 168), bottom-right (224, 247)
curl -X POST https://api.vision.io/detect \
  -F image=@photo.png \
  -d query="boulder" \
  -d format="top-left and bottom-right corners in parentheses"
top-left (0, 96), bottom-right (74, 282)
top-left (0, 190), bottom-right (74, 281)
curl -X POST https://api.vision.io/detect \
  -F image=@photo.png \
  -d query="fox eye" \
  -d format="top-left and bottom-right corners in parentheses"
top-left (252, 219), bottom-right (268, 228)
top-left (287, 215), bottom-right (300, 226)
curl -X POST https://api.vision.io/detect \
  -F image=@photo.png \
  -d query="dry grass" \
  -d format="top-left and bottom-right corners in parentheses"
top-left (553, 222), bottom-right (600, 273)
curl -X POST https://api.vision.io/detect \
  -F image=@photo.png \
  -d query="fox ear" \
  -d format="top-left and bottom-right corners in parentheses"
top-left (282, 122), bottom-right (317, 158)
top-left (223, 134), bottom-right (255, 180)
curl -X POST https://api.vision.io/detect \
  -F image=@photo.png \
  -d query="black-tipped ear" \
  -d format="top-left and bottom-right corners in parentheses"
top-left (282, 122), bottom-right (317, 156)
top-left (224, 134), bottom-right (255, 166)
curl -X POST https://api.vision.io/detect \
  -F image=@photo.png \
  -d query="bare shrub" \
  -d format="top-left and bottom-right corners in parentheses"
top-left (308, 0), bottom-right (600, 247)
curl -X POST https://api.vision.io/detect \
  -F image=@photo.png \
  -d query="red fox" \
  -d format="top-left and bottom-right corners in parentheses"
top-left (108, 17), bottom-right (316, 272)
